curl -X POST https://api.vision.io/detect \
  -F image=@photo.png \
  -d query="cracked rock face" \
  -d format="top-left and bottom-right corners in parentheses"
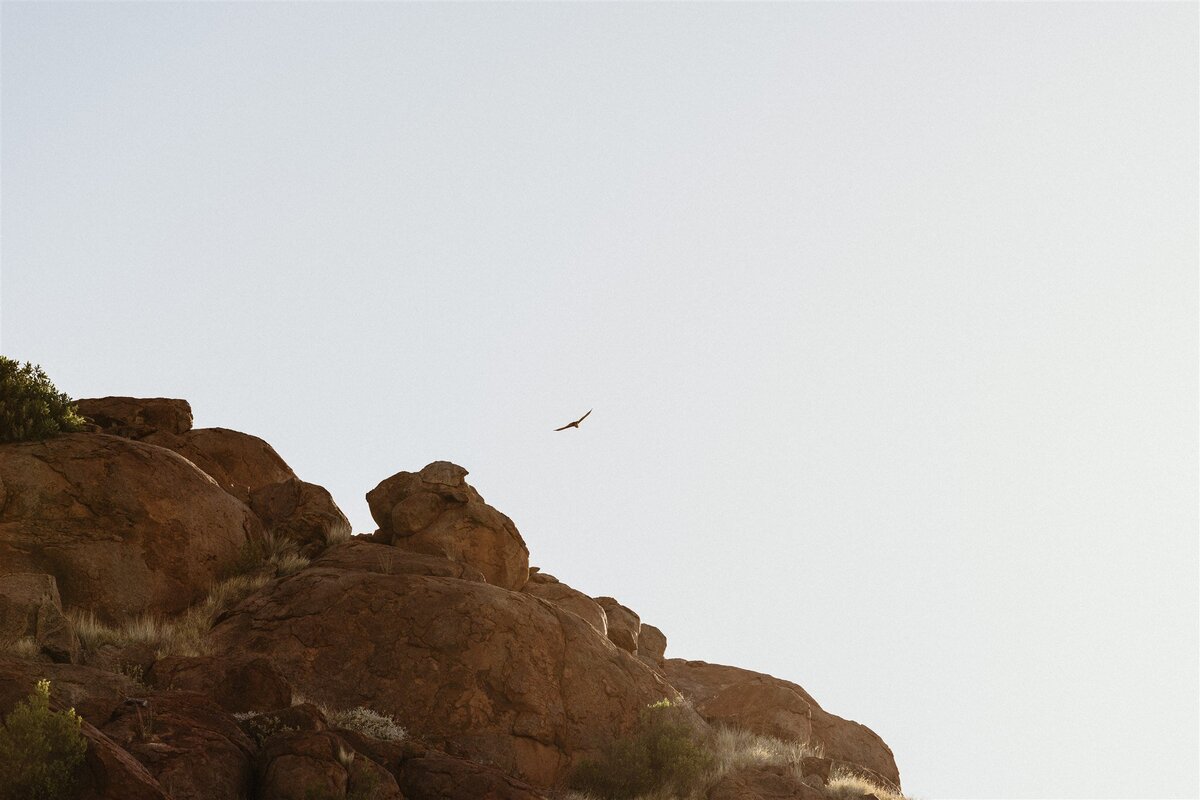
top-left (0, 434), bottom-right (262, 622)
top-left (366, 462), bottom-right (530, 591)
top-left (208, 557), bottom-right (677, 787)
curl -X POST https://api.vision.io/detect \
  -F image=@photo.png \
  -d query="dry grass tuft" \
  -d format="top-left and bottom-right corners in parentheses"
top-left (68, 550), bottom-right (284, 659)
top-left (708, 725), bottom-right (823, 777)
top-left (824, 765), bottom-right (907, 800)
top-left (0, 637), bottom-right (42, 659)
top-left (291, 694), bottom-right (407, 742)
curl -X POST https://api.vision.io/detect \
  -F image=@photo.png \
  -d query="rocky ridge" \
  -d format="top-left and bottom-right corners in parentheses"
top-left (0, 396), bottom-right (901, 800)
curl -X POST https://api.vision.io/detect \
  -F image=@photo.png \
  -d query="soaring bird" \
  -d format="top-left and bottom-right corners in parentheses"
top-left (554, 409), bottom-right (592, 431)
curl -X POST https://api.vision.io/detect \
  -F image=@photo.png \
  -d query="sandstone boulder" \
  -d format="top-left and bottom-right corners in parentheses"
top-left (0, 434), bottom-right (262, 621)
top-left (100, 691), bottom-right (256, 800)
top-left (521, 572), bottom-right (607, 636)
top-left (74, 396), bottom-right (193, 439)
top-left (144, 427), bottom-right (296, 504)
top-left (594, 597), bottom-right (640, 654)
top-left (209, 564), bottom-right (677, 786)
top-left (639, 623), bottom-right (667, 666)
top-left (0, 572), bottom-right (79, 662)
top-left (664, 659), bottom-right (900, 790)
top-left (79, 719), bottom-right (173, 800)
top-left (149, 655), bottom-right (293, 713)
top-left (366, 462), bottom-right (529, 590)
top-left (250, 478), bottom-right (352, 556)
top-left (255, 729), bottom-right (402, 800)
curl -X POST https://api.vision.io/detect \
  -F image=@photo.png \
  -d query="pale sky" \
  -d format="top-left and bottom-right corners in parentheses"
top-left (2, 3), bottom-right (1197, 798)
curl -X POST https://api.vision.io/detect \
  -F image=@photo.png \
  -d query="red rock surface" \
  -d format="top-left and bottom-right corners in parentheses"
top-left (664, 659), bottom-right (900, 790)
top-left (0, 434), bottom-right (262, 621)
top-left (149, 655), bottom-right (293, 713)
top-left (144, 427), bottom-right (296, 504)
top-left (594, 596), bottom-right (641, 654)
top-left (208, 562), bottom-right (677, 786)
top-left (249, 478), bottom-right (352, 556)
top-left (0, 572), bottom-right (79, 662)
top-left (100, 691), bottom-right (256, 800)
top-left (521, 572), bottom-right (607, 636)
top-left (366, 461), bottom-right (529, 590)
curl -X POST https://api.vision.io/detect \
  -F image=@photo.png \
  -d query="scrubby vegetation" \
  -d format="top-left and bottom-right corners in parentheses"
top-left (569, 699), bottom-right (714, 799)
top-left (0, 357), bottom-right (85, 444)
top-left (824, 764), bottom-right (908, 800)
top-left (290, 694), bottom-right (408, 742)
top-left (72, 570), bottom-right (269, 658)
top-left (0, 679), bottom-right (88, 800)
top-left (562, 714), bottom-right (907, 800)
top-left (69, 533), bottom-right (309, 661)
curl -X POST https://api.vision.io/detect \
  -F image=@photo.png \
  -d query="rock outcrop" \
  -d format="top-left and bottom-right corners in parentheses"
top-left (665, 659), bottom-right (901, 789)
top-left (595, 596), bottom-right (641, 654)
top-left (208, 555), bottom-right (677, 786)
top-left (74, 397), bottom-right (193, 440)
top-left (0, 572), bottom-right (79, 663)
top-left (521, 571), bottom-right (607, 636)
top-left (248, 478), bottom-right (352, 557)
top-left (0, 434), bottom-right (262, 621)
top-left (142, 428), bottom-right (295, 505)
top-left (366, 461), bottom-right (529, 590)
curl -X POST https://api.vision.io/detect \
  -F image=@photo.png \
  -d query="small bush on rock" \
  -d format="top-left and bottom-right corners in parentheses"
top-left (329, 706), bottom-right (407, 742)
top-left (0, 358), bottom-right (85, 443)
top-left (570, 699), bottom-right (713, 799)
top-left (0, 679), bottom-right (88, 800)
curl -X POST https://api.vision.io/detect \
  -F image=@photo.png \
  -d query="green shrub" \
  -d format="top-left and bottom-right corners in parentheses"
top-left (569, 699), bottom-right (713, 799)
top-left (0, 679), bottom-right (88, 800)
top-left (0, 358), bottom-right (85, 444)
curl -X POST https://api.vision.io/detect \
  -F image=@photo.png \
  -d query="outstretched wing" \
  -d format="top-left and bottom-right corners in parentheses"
top-left (553, 423), bottom-right (573, 431)
top-left (575, 409), bottom-right (593, 425)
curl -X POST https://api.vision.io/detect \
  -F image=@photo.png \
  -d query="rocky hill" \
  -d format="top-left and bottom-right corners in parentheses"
top-left (1, 397), bottom-right (902, 800)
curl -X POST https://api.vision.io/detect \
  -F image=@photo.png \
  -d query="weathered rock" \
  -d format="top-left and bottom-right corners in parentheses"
top-left (149, 655), bottom-right (292, 713)
top-left (0, 572), bottom-right (79, 662)
top-left (312, 539), bottom-right (486, 582)
top-left (144, 427), bottom-right (296, 504)
top-left (398, 751), bottom-right (551, 799)
top-left (706, 764), bottom-right (824, 800)
top-left (664, 659), bottom-right (900, 790)
top-left (74, 396), bottom-right (193, 439)
top-left (255, 730), bottom-right (402, 800)
top-left (79, 719), bottom-right (174, 800)
top-left (594, 597), bottom-right (640, 654)
top-left (0, 656), bottom-right (169, 799)
top-left (100, 691), bottom-right (256, 800)
top-left (209, 565), bottom-right (678, 786)
top-left (0, 434), bottom-right (262, 622)
top-left (250, 478), bottom-right (352, 556)
top-left (0, 656), bottom-right (142, 729)
top-left (366, 462), bottom-right (529, 590)
top-left (639, 623), bottom-right (667, 666)
top-left (521, 572), bottom-right (607, 636)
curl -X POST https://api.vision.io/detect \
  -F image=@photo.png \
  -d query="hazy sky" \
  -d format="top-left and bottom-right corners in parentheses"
top-left (2, 3), bottom-right (1197, 798)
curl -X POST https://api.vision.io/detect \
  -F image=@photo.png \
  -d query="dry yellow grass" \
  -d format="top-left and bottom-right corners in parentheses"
top-left (0, 637), bottom-right (41, 659)
top-left (824, 764), bottom-right (908, 800)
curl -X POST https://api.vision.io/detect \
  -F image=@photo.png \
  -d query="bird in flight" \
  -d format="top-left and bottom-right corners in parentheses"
top-left (554, 409), bottom-right (592, 431)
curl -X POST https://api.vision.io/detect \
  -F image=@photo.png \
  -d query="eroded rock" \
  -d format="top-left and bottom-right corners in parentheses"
top-left (366, 462), bottom-right (529, 590)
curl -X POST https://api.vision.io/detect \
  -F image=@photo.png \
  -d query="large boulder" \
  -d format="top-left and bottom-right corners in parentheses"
top-left (0, 572), bottom-right (79, 663)
top-left (664, 659), bottom-right (900, 790)
top-left (209, 562), bottom-right (677, 786)
top-left (594, 597), bottom-right (640, 654)
top-left (100, 691), bottom-right (256, 800)
top-left (638, 623), bottom-right (667, 666)
top-left (74, 396), bottom-right (193, 439)
top-left (255, 729), bottom-right (402, 800)
top-left (366, 462), bottom-right (529, 590)
top-left (521, 572), bottom-right (607, 636)
top-left (144, 427), bottom-right (296, 504)
top-left (0, 434), bottom-right (262, 621)
top-left (249, 478), bottom-right (352, 556)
